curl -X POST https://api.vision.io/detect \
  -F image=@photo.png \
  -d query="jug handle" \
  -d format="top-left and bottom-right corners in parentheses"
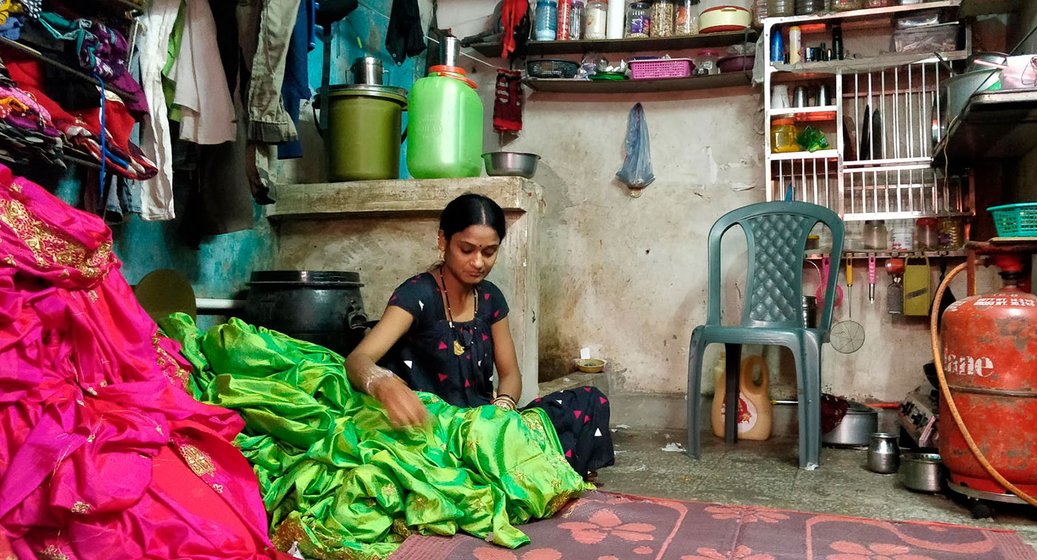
top-left (739, 355), bottom-right (769, 394)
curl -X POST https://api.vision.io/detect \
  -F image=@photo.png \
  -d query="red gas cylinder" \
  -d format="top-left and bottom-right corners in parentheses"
top-left (939, 268), bottom-right (1037, 496)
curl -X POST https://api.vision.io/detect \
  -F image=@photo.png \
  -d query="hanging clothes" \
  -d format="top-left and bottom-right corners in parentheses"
top-left (240, 0), bottom-right (302, 143)
top-left (386, 0), bottom-right (425, 64)
top-left (169, 0), bottom-right (236, 144)
top-left (138, 0), bottom-right (182, 220)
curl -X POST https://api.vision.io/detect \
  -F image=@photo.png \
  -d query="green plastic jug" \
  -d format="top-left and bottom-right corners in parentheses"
top-left (407, 66), bottom-right (483, 179)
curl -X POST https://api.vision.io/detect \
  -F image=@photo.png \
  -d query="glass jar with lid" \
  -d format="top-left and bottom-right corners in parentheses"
top-left (915, 217), bottom-right (938, 250)
top-left (583, 0), bottom-right (607, 39)
top-left (626, 1), bottom-right (651, 38)
top-left (675, 0), bottom-right (699, 35)
top-left (650, 0), bottom-right (675, 38)
top-left (863, 219), bottom-right (888, 250)
top-left (937, 217), bottom-right (964, 249)
top-left (831, 0), bottom-right (862, 10)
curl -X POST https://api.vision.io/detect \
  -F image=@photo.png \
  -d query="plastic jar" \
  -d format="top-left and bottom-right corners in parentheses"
top-left (915, 217), bottom-right (938, 250)
top-left (650, 0), bottom-right (675, 38)
top-left (557, 0), bottom-right (573, 41)
top-left (771, 118), bottom-right (799, 153)
top-left (697, 49), bottom-right (720, 75)
top-left (535, 0), bottom-right (558, 41)
top-left (937, 217), bottom-right (964, 249)
top-left (626, 2), bottom-right (651, 38)
top-left (584, 0), bottom-right (607, 39)
top-left (675, 0), bottom-right (699, 35)
top-left (406, 66), bottom-right (484, 179)
top-left (890, 220), bottom-right (914, 252)
top-left (569, 0), bottom-right (585, 40)
top-left (863, 219), bottom-right (888, 250)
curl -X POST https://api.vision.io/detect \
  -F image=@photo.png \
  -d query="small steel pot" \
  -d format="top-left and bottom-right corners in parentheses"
top-left (899, 452), bottom-right (944, 492)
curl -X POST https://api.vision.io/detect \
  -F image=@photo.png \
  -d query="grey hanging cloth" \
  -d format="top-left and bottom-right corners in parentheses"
top-left (386, 0), bottom-right (426, 65)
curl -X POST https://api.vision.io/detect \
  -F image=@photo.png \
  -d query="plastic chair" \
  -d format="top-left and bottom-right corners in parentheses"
top-left (687, 201), bottom-right (844, 470)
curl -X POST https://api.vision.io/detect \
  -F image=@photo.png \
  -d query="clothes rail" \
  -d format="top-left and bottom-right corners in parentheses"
top-left (0, 37), bottom-right (134, 100)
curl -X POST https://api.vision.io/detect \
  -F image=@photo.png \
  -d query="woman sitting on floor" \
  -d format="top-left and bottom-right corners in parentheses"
top-left (345, 192), bottom-right (615, 480)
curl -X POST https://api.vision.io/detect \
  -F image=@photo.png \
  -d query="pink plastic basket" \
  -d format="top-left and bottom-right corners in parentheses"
top-left (629, 58), bottom-right (694, 80)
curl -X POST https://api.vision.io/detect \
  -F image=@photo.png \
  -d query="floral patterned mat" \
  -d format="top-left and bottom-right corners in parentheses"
top-left (389, 491), bottom-right (1037, 560)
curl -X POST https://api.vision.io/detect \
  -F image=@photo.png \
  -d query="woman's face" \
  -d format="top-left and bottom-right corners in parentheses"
top-left (439, 224), bottom-right (501, 285)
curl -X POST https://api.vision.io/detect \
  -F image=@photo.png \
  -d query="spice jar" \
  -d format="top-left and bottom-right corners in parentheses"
top-left (583, 0), bottom-right (607, 39)
top-left (890, 220), bottom-right (914, 252)
top-left (771, 118), bottom-right (799, 153)
top-left (626, 1), bottom-right (651, 38)
top-left (863, 219), bottom-right (888, 250)
top-left (937, 217), bottom-right (964, 249)
top-left (650, 0), bottom-right (676, 38)
top-left (675, 0), bottom-right (699, 35)
top-left (915, 217), bottom-right (938, 250)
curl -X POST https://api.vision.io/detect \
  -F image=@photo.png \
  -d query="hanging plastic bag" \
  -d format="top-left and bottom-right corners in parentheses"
top-left (616, 102), bottom-right (655, 191)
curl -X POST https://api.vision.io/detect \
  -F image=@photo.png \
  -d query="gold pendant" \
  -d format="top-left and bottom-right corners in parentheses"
top-left (453, 340), bottom-right (465, 356)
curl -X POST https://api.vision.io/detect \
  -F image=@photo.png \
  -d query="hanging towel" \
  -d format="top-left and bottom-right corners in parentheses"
top-left (493, 69), bottom-right (523, 133)
top-left (499, 0), bottom-right (529, 60)
top-left (172, 0), bottom-right (236, 144)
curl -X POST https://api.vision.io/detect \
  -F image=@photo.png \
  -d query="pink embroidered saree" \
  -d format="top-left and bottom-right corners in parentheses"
top-left (0, 165), bottom-right (286, 559)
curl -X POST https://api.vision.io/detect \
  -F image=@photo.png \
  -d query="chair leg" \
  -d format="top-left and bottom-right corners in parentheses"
top-left (724, 343), bottom-right (742, 445)
top-left (795, 337), bottom-right (823, 470)
top-left (687, 332), bottom-right (707, 460)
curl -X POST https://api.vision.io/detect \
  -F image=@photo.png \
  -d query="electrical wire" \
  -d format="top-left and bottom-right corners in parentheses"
top-left (929, 262), bottom-right (1037, 508)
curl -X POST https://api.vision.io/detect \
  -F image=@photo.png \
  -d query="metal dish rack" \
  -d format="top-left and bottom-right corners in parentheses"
top-left (768, 60), bottom-right (974, 221)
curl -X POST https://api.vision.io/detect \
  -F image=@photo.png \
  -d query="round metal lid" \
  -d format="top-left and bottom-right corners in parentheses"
top-left (248, 270), bottom-right (363, 287)
top-left (325, 84), bottom-right (407, 106)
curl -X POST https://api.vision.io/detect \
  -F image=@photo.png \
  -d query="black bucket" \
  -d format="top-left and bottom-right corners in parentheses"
top-left (244, 270), bottom-right (369, 357)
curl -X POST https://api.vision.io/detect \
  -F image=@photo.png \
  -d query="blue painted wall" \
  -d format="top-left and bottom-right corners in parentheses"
top-left (110, 0), bottom-right (423, 298)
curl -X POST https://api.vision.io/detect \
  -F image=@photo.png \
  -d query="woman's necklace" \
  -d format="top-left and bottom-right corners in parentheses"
top-left (439, 266), bottom-right (478, 356)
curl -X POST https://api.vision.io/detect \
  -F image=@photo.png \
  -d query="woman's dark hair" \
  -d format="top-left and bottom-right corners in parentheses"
top-left (439, 193), bottom-right (506, 242)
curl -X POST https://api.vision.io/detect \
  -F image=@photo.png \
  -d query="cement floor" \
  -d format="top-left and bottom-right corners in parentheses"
top-left (595, 428), bottom-right (1037, 550)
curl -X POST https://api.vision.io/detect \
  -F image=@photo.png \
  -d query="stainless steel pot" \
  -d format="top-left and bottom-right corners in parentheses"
top-left (822, 402), bottom-right (878, 447)
top-left (899, 452), bottom-right (943, 492)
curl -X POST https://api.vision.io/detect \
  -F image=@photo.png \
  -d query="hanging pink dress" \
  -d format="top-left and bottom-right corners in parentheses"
top-left (0, 164), bottom-right (287, 559)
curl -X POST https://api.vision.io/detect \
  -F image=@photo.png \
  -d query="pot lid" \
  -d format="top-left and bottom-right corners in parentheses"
top-left (325, 84), bottom-right (407, 106)
top-left (248, 270), bottom-right (363, 287)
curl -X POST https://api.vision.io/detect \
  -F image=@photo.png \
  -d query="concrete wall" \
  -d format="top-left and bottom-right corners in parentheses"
top-left (431, 1), bottom-right (981, 405)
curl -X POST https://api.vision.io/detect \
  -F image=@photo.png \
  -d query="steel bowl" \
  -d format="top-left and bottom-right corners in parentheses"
top-left (482, 152), bottom-right (540, 178)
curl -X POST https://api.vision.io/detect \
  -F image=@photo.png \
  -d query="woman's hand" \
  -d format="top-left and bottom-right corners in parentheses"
top-left (371, 375), bottom-right (430, 428)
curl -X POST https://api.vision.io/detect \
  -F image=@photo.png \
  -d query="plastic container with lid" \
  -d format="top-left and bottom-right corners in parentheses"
top-left (626, 1), bottom-right (651, 38)
top-left (557, 0), bottom-right (573, 41)
top-left (915, 217), bottom-right (938, 250)
top-left (770, 118), bottom-right (799, 153)
top-left (406, 65), bottom-right (483, 179)
top-left (891, 220), bottom-right (914, 252)
top-left (569, 0), bottom-right (585, 40)
top-left (584, 0), bottom-right (607, 39)
top-left (863, 219), bottom-right (888, 250)
top-left (534, 0), bottom-right (558, 41)
top-left (650, 0), bottom-right (675, 37)
top-left (675, 0), bottom-right (699, 35)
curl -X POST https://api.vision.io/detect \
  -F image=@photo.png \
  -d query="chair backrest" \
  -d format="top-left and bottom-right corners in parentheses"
top-left (704, 201), bottom-right (844, 331)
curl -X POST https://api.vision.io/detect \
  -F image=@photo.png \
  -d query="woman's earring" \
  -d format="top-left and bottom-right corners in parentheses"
top-left (439, 250), bottom-right (445, 262)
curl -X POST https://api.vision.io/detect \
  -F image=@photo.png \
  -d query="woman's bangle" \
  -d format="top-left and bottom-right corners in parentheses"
top-left (492, 394), bottom-right (517, 411)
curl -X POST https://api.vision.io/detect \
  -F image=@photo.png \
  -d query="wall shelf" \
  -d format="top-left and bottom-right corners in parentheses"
top-left (765, 0), bottom-right (961, 25)
top-left (0, 37), bottom-right (134, 99)
top-left (522, 71), bottom-right (751, 93)
top-left (471, 30), bottom-right (758, 58)
top-left (770, 50), bottom-right (969, 79)
top-left (933, 88), bottom-right (1037, 163)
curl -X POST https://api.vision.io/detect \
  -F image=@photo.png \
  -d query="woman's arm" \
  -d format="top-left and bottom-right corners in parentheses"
top-left (491, 317), bottom-right (523, 406)
top-left (345, 306), bottom-right (430, 427)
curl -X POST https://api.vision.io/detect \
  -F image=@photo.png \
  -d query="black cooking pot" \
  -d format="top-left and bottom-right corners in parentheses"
top-left (244, 270), bottom-right (369, 357)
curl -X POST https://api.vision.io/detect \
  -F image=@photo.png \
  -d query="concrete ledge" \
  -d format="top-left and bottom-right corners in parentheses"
top-left (267, 177), bottom-right (542, 221)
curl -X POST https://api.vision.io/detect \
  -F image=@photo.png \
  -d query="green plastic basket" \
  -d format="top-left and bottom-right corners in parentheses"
top-left (988, 203), bottom-right (1037, 237)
